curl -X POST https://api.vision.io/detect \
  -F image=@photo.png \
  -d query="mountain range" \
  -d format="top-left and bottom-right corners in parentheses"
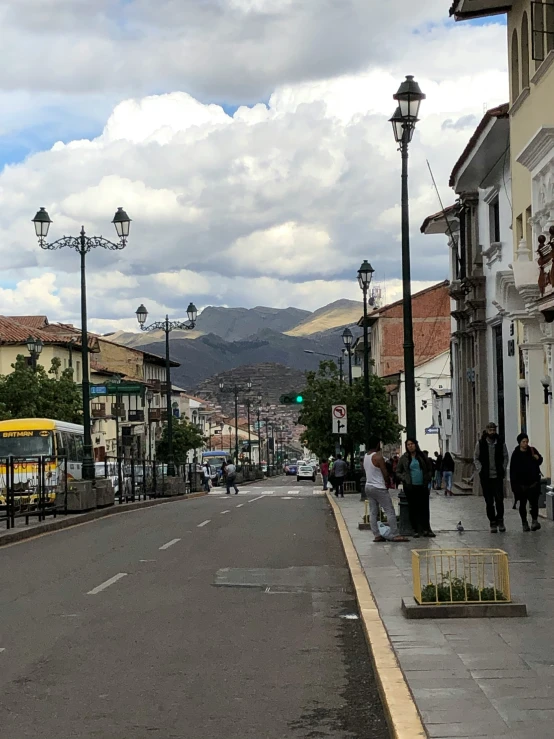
top-left (106, 299), bottom-right (363, 389)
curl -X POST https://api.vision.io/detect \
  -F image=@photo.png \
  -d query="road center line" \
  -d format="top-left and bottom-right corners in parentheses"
top-left (197, 520), bottom-right (211, 527)
top-left (248, 496), bottom-right (266, 503)
top-left (236, 503), bottom-right (244, 508)
top-left (159, 538), bottom-right (181, 550)
top-left (87, 573), bottom-right (128, 595)
top-left (220, 510), bottom-right (230, 514)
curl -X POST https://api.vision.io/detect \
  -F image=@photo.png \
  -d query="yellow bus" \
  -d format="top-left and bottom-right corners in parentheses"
top-left (0, 418), bottom-right (84, 508)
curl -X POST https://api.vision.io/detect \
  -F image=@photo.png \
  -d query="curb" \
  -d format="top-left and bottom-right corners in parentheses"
top-left (0, 491), bottom-right (208, 548)
top-left (327, 492), bottom-right (426, 739)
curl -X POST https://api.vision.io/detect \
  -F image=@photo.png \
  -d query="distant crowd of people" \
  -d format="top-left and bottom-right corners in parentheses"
top-left (359, 421), bottom-right (544, 542)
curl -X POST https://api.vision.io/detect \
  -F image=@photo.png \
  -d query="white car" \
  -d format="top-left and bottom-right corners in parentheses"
top-left (297, 464), bottom-right (316, 482)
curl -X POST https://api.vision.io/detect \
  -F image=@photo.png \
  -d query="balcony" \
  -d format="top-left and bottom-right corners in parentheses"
top-left (111, 403), bottom-right (126, 421)
top-left (128, 410), bottom-right (145, 423)
top-left (91, 403), bottom-right (106, 418)
top-left (149, 408), bottom-right (162, 421)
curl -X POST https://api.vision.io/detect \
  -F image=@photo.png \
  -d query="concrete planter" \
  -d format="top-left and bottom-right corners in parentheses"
top-left (61, 481), bottom-right (96, 512)
top-left (95, 479), bottom-right (115, 508)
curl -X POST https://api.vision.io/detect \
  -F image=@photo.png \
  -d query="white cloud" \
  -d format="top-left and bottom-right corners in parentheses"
top-left (0, 1), bottom-right (508, 331)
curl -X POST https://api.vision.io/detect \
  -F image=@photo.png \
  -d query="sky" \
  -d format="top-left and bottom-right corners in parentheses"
top-left (0, 0), bottom-right (509, 333)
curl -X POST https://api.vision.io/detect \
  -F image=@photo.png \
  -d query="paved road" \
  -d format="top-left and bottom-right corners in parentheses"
top-left (0, 475), bottom-right (388, 739)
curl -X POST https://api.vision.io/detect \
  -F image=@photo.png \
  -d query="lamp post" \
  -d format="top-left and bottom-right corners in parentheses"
top-left (219, 380), bottom-right (252, 464)
top-left (390, 75), bottom-right (425, 441)
top-left (358, 260), bottom-right (375, 449)
top-left (304, 349), bottom-right (344, 385)
top-left (135, 302), bottom-right (197, 476)
top-left (342, 328), bottom-right (353, 386)
top-left (146, 389), bottom-right (154, 460)
top-left (26, 336), bottom-right (43, 371)
top-left (256, 398), bottom-right (263, 469)
top-left (32, 206), bottom-right (131, 480)
top-left (245, 399), bottom-right (252, 466)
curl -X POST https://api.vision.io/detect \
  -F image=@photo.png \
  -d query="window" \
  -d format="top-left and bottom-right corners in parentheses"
top-left (489, 197), bottom-right (501, 243)
top-left (532, 1), bottom-right (545, 63)
top-left (522, 12), bottom-right (530, 87)
top-left (446, 408), bottom-right (451, 420)
top-left (511, 29), bottom-right (520, 100)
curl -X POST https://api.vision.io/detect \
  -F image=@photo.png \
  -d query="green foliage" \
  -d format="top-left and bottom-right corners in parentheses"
top-left (420, 574), bottom-right (507, 603)
top-left (297, 360), bottom-right (402, 459)
top-left (0, 355), bottom-right (82, 423)
top-left (156, 416), bottom-right (206, 464)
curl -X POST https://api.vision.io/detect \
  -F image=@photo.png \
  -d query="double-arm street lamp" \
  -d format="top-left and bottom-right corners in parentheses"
top-left (135, 303), bottom-right (198, 477)
top-left (389, 75), bottom-right (425, 441)
top-left (26, 336), bottom-right (43, 371)
top-left (32, 206), bottom-right (131, 480)
top-left (218, 380), bottom-right (252, 464)
top-left (358, 260), bottom-right (375, 448)
top-left (304, 349), bottom-right (345, 384)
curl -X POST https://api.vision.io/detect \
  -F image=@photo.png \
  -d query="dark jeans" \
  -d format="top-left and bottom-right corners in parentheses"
top-left (334, 477), bottom-right (345, 496)
top-left (517, 483), bottom-right (540, 522)
top-left (203, 477), bottom-right (210, 492)
top-left (322, 474), bottom-right (328, 490)
top-left (481, 476), bottom-right (504, 523)
top-left (404, 484), bottom-right (430, 533)
top-left (226, 476), bottom-right (239, 494)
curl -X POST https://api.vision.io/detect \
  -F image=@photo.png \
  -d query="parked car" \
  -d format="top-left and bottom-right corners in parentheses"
top-left (297, 464), bottom-right (316, 483)
top-left (285, 461), bottom-right (298, 476)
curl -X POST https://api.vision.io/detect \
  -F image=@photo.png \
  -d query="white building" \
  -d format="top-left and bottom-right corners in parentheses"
top-left (387, 351), bottom-right (451, 455)
top-left (422, 103), bottom-right (520, 491)
top-left (431, 389), bottom-right (453, 454)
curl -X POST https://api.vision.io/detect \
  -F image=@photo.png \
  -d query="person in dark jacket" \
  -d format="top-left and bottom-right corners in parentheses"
top-left (474, 422), bottom-right (509, 533)
top-left (510, 433), bottom-right (543, 532)
top-left (396, 439), bottom-right (435, 538)
top-left (441, 452), bottom-right (455, 496)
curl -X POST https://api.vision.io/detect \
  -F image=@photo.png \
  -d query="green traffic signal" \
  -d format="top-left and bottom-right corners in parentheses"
top-left (279, 393), bottom-right (304, 404)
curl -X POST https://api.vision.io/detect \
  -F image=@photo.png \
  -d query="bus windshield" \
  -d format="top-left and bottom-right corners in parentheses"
top-left (0, 430), bottom-right (53, 458)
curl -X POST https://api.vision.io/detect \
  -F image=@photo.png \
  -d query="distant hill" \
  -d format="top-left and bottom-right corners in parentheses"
top-left (104, 299), bottom-right (362, 349)
top-left (285, 299), bottom-right (362, 336)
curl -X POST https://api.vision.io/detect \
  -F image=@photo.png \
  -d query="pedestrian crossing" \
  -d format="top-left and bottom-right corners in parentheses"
top-left (208, 487), bottom-right (324, 497)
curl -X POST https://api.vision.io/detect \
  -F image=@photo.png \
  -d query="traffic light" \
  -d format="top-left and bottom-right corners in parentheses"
top-left (280, 393), bottom-right (304, 404)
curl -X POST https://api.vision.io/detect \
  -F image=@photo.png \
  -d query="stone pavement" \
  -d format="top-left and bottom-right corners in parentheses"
top-left (336, 491), bottom-right (554, 739)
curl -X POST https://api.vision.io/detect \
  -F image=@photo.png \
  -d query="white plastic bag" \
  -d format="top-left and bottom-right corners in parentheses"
top-left (378, 520), bottom-right (391, 540)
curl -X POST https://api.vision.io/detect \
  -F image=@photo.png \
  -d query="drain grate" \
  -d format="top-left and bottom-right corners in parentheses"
top-left (213, 566), bottom-right (349, 593)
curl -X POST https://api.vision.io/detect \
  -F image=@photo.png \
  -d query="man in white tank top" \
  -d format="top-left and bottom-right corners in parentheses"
top-left (364, 437), bottom-right (409, 542)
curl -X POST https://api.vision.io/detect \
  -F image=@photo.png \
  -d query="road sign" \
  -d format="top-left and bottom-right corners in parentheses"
top-left (332, 404), bottom-right (347, 434)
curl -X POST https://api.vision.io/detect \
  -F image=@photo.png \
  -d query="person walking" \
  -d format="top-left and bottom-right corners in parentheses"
top-left (510, 433), bottom-right (543, 532)
top-left (397, 439), bottom-right (435, 538)
top-left (224, 458), bottom-right (239, 494)
top-left (433, 452), bottom-right (443, 490)
top-left (364, 437), bottom-right (409, 542)
top-left (474, 422), bottom-right (509, 533)
top-left (332, 454), bottom-right (347, 498)
top-left (441, 452), bottom-right (455, 496)
top-left (201, 460), bottom-right (213, 493)
top-left (320, 459), bottom-right (329, 491)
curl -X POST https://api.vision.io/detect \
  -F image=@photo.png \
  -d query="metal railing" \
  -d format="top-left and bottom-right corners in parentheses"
top-left (0, 455), bottom-right (68, 529)
top-left (412, 548), bottom-right (511, 605)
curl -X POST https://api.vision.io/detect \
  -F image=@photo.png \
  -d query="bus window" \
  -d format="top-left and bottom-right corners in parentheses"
top-left (0, 430), bottom-right (52, 458)
top-left (74, 435), bottom-right (84, 462)
top-left (66, 433), bottom-right (77, 462)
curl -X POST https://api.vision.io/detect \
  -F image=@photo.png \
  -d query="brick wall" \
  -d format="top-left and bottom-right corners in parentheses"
top-left (378, 283), bottom-right (450, 376)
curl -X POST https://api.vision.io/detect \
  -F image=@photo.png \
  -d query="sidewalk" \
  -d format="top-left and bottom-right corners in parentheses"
top-left (334, 491), bottom-right (554, 739)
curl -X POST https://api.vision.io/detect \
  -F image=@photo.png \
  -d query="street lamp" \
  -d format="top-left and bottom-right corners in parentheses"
top-left (390, 75), bottom-right (425, 441)
top-left (135, 302), bottom-right (197, 476)
top-left (146, 389), bottom-right (154, 459)
top-left (219, 379), bottom-right (252, 464)
top-left (341, 328), bottom-right (353, 387)
top-left (358, 260), bottom-right (375, 447)
top-left (26, 335), bottom-right (43, 371)
top-left (304, 349), bottom-right (344, 385)
top-left (32, 206), bottom-right (131, 480)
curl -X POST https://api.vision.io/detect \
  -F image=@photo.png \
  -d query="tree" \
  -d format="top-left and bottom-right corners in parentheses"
top-left (0, 355), bottom-right (82, 422)
top-left (297, 360), bottom-right (402, 459)
top-left (156, 417), bottom-right (206, 464)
